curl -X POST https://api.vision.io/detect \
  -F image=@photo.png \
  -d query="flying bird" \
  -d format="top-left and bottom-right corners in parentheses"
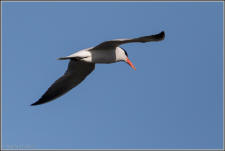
top-left (31, 31), bottom-right (165, 106)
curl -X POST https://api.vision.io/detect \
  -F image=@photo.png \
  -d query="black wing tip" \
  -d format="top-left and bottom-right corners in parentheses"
top-left (31, 100), bottom-right (42, 106)
top-left (157, 31), bottom-right (165, 40)
top-left (30, 103), bottom-right (39, 106)
top-left (31, 97), bottom-right (47, 106)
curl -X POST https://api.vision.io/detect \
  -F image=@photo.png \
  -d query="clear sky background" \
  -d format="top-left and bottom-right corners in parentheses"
top-left (2, 2), bottom-right (223, 149)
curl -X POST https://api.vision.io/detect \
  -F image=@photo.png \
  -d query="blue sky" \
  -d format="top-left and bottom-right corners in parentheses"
top-left (2, 2), bottom-right (224, 149)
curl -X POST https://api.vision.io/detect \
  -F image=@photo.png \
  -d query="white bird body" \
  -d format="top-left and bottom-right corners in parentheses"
top-left (64, 47), bottom-right (92, 59)
top-left (61, 47), bottom-right (127, 63)
top-left (32, 31), bottom-right (165, 106)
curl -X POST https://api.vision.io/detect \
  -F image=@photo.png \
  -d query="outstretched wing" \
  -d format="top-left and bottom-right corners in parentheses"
top-left (94, 31), bottom-right (165, 49)
top-left (31, 60), bottom-right (95, 106)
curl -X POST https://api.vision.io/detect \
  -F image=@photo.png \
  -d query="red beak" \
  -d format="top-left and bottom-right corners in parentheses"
top-left (126, 58), bottom-right (136, 71)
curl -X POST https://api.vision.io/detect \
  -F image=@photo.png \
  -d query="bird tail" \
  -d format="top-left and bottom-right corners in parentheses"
top-left (58, 56), bottom-right (87, 60)
top-left (57, 57), bottom-right (74, 60)
top-left (58, 57), bottom-right (69, 60)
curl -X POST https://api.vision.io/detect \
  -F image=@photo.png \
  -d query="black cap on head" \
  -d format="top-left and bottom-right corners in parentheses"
top-left (121, 47), bottom-right (128, 57)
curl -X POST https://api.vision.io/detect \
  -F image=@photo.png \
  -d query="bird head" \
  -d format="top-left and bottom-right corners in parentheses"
top-left (119, 47), bottom-right (136, 71)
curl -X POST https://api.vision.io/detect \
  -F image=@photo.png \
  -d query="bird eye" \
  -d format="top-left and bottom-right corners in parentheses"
top-left (124, 49), bottom-right (128, 57)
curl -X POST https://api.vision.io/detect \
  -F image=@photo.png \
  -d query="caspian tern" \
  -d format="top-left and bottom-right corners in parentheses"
top-left (31, 31), bottom-right (165, 106)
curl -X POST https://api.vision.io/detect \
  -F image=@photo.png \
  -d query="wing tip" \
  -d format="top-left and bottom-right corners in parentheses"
top-left (30, 103), bottom-right (39, 106)
top-left (31, 100), bottom-right (42, 106)
top-left (31, 97), bottom-right (47, 106)
top-left (158, 31), bottom-right (165, 40)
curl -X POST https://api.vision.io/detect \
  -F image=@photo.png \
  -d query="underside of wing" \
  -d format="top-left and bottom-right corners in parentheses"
top-left (31, 60), bottom-right (95, 106)
top-left (94, 31), bottom-right (165, 49)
